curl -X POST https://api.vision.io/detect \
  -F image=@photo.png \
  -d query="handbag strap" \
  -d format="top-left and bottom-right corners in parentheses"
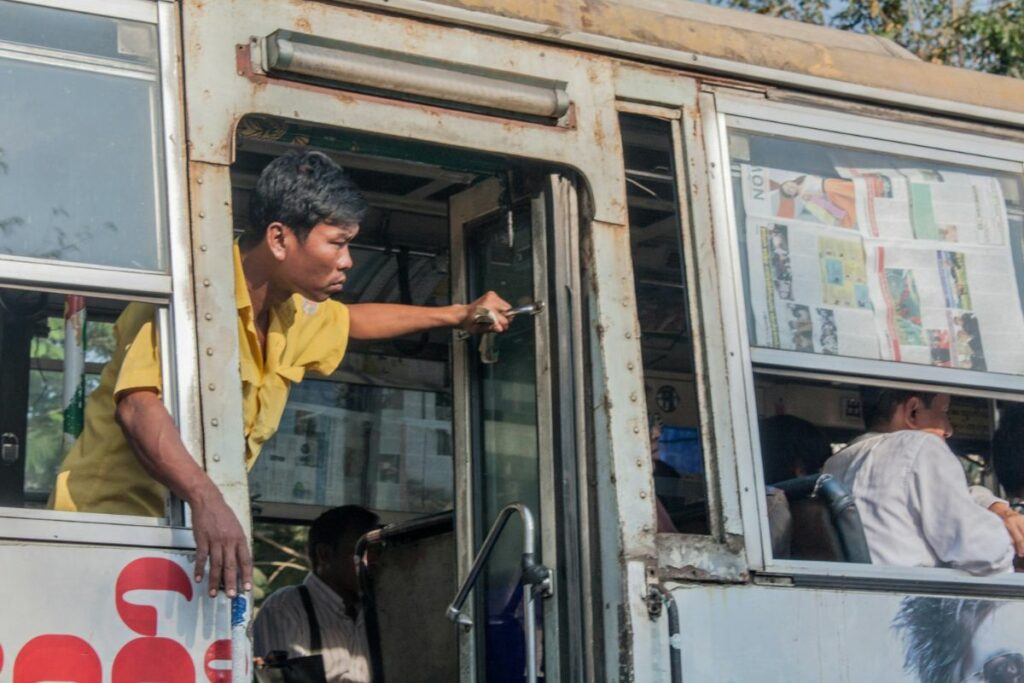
top-left (297, 585), bottom-right (323, 655)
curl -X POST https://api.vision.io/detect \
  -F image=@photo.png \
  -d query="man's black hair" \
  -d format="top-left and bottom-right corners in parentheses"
top-left (243, 150), bottom-right (367, 249)
top-left (307, 505), bottom-right (380, 567)
top-left (861, 387), bottom-right (937, 431)
top-left (892, 596), bottom-right (998, 683)
top-left (993, 403), bottom-right (1024, 498)
top-left (758, 414), bottom-right (832, 485)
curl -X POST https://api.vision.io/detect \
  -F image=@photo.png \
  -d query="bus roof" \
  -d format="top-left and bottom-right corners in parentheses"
top-left (351, 0), bottom-right (1024, 126)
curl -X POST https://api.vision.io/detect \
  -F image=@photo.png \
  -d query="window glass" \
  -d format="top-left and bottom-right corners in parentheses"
top-left (729, 129), bottom-right (1024, 379)
top-left (0, 1), bottom-right (166, 270)
top-left (249, 376), bottom-right (453, 514)
top-left (0, 287), bottom-right (166, 513)
top-left (620, 113), bottom-right (709, 534)
top-left (24, 316), bottom-right (112, 503)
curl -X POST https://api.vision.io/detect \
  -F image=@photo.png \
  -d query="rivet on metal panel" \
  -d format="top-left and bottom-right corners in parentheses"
top-left (211, 418), bottom-right (219, 427)
top-left (630, 392), bottom-right (638, 402)
top-left (636, 459), bottom-right (643, 467)
top-left (196, 177), bottom-right (203, 185)
top-left (212, 454), bottom-right (221, 462)
top-left (198, 211), bottom-right (206, 219)
top-left (625, 331), bottom-right (632, 339)
top-left (204, 313), bottom-right (213, 321)
top-left (208, 383), bottom-right (216, 391)
top-left (203, 279), bottom-right (211, 287)
top-left (206, 347), bottom-right (214, 356)
top-left (639, 491), bottom-right (647, 499)
top-left (633, 426), bottom-right (640, 434)
top-left (627, 362), bottom-right (634, 371)
top-left (200, 244), bottom-right (208, 252)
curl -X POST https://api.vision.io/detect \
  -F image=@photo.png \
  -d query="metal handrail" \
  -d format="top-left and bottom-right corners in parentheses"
top-left (446, 502), bottom-right (552, 683)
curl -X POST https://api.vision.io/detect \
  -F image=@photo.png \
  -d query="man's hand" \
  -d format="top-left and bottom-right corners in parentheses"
top-left (990, 501), bottom-right (1024, 556)
top-left (460, 291), bottom-right (512, 335)
top-left (116, 389), bottom-right (253, 598)
top-left (191, 487), bottom-right (253, 598)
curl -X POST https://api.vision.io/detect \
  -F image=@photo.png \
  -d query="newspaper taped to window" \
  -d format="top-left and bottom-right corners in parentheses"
top-left (740, 163), bottom-right (1024, 375)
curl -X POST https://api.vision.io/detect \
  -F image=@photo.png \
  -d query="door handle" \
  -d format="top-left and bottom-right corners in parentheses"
top-left (1, 433), bottom-right (19, 464)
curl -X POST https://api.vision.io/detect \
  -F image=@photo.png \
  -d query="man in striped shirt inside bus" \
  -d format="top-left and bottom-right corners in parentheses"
top-left (254, 505), bottom-right (379, 683)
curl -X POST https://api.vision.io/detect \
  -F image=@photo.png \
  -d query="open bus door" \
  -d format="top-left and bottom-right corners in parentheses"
top-left (447, 174), bottom-right (581, 683)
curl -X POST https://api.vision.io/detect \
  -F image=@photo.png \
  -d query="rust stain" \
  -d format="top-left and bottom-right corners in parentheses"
top-left (294, 17), bottom-right (312, 32)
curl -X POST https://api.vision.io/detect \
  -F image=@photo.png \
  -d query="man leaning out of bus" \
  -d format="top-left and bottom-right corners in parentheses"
top-left (823, 388), bottom-right (1024, 575)
top-left (50, 150), bottom-right (511, 598)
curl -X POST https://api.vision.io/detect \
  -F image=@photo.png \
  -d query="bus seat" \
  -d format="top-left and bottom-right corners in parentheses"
top-left (357, 511), bottom-right (457, 683)
top-left (770, 474), bottom-right (872, 563)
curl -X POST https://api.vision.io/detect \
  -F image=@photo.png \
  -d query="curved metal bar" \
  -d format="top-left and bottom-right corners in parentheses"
top-left (446, 502), bottom-right (551, 683)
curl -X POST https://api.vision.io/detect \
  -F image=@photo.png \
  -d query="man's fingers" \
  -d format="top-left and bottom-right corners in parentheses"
top-left (208, 545), bottom-right (225, 598)
top-left (223, 548), bottom-right (239, 598)
top-left (194, 540), bottom-right (209, 583)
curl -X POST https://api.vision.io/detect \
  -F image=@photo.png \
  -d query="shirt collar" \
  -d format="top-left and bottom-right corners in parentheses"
top-left (304, 572), bottom-right (357, 618)
top-left (233, 242), bottom-right (252, 312)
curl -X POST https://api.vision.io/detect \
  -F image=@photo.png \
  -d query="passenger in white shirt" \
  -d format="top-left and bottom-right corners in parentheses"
top-left (823, 389), bottom-right (1024, 575)
top-left (254, 505), bottom-right (380, 682)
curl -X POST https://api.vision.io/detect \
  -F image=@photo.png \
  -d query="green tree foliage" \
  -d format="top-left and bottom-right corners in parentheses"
top-left (714, 0), bottom-right (1024, 78)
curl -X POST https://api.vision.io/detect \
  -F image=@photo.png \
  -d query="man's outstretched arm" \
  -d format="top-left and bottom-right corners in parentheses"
top-left (116, 388), bottom-right (252, 598)
top-left (348, 291), bottom-right (512, 340)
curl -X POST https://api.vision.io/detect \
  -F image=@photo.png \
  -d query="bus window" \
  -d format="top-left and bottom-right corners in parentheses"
top-left (0, 1), bottom-right (186, 525)
top-left (724, 116), bottom-right (1024, 572)
top-left (620, 113), bottom-right (709, 535)
top-left (0, 0), bottom-right (166, 270)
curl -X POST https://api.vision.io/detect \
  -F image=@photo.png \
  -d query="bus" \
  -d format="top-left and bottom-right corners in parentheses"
top-left (3, 0), bottom-right (1024, 680)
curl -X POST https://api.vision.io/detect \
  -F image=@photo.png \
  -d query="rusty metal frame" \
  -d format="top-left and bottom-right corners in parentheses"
top-left (180, 0), bottom-right (624, 226)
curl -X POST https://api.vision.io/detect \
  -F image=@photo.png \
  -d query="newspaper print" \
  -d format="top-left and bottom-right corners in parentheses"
top-left (741, 163), bottom-right (1024, 375)
top-left (746, 218), bottom-right (879, 359)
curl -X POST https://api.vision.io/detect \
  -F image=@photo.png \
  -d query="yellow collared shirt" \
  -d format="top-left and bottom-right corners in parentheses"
top-left (52, 244), bottom-right (349, 517)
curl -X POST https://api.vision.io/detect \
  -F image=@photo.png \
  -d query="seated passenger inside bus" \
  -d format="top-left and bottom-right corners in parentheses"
top-left (254, 505), bottom-right (379, 681)
top-left (48, 151), bottom-right (511, 598)
top-left (823, 388), bottom-right (1024, 574)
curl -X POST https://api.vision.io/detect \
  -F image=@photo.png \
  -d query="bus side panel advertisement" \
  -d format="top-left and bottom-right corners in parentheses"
top-left (0, 544), bottom-right (231, 682)
top-left (673, 583), bottom-right (1024, 682)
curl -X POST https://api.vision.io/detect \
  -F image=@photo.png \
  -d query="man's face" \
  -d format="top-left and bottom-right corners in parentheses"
top-left (907, 393), bottom-right (954, 440)
top-left (276, 222), bottom-right (359, 302)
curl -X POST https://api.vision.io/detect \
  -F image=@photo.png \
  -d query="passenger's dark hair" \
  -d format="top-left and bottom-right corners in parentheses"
top-left (307, 505), bottom-right (380, 567)
top-left (993, 403), bottom-right (1024, 498)
top-left (860, 387), bottom-right (937, 431)
top-left (892, 597), bottom-right (998, 683)
top-left (243, 150), bottom-right (367, 249)
top-left (759, 414), bottom-right (831, 485)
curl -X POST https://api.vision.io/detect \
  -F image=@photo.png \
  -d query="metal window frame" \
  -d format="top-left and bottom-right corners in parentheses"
top-left (0, 0), bottom-right (199, 548)
top-left (706, 88), bottom-right (1024, 591)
